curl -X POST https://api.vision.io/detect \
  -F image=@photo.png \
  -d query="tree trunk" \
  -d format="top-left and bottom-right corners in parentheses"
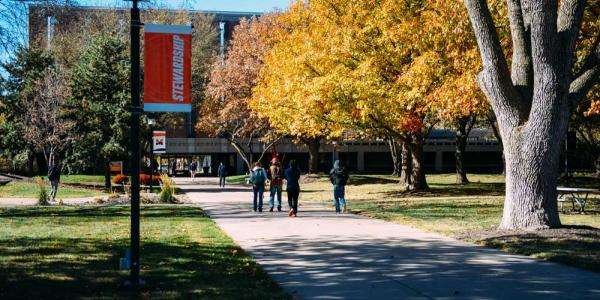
top-left (104, 160), bottom-right (111, 189)
top-left (388, 137), bottom-right (401, 177)
top-left (455, 118), bottom-right (470, 184)
top-left (407, 133), bottom-right (428, 191)
top-left (595, 156), bottom-right (600, 179)
top-left (303, 137), bottom-right (320, 174)
top-left (500, 130), bottom-right (563, 230)
top-left (400, 142), bottom-right (412, 186)
top-left (27, 152), bottom-right (35, 177)
top-left (463, 0), bottom-right (596, 229)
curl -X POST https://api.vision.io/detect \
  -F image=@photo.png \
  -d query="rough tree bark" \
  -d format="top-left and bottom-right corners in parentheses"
top-left (400, 142), bottom-right (412, 186)
top-left (387, 136), bottom-right (402, 177)
top-left (301, 137), bottom-right (321, 174)
top-left (465, 0), bottom-right (598, 229)
top-left (407, 132), bottom-right (429, 191)
top-left (455, 116), bottom-right (476, 184)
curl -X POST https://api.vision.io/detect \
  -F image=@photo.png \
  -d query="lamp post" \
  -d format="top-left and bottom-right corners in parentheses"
top-left (332, 140), bottom-right (338, 166)
top-left (148, 118), bottom-right (154, 192)
top-left (123, 0), bottom-right (143, 289)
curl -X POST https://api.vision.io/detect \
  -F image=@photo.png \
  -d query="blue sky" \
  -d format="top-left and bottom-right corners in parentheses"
top-left (78, 0), bottom-right (291, 12)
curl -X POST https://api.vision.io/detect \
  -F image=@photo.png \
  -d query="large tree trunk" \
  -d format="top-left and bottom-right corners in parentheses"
top-left (407, 133), bottom-right (428, 191)
top-left (500, 130), bottom-right (563, 229)
top-left (388, 137), bottom-right (401, 177)
top-left (463, 0), bottom-right (597, 229)
top-left (455, 118), bottom-right (470, 184)
top-left (302, 137), bottom-right (320, 174)
top-left (400, 142), bottom-right (412, 186)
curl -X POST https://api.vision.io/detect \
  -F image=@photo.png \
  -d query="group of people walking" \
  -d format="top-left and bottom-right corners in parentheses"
top-left (249, 158), bottom-right (349, 216)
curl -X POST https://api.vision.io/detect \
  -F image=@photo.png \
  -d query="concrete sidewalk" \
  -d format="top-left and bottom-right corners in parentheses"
top-left (178, 178), bottom-right (600, 300)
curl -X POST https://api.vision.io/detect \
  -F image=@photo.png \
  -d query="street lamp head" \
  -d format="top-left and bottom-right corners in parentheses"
top-left (332, 140), bottom-right (338, 146)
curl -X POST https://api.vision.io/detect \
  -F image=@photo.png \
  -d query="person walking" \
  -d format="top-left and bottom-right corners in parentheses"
top-left (284, 160), bottom-right (301, 217)
top-left (330, 160), bottom-right (349, 213)
top-left (48, 162), bottom-right (61, 202)
top-left (250, 162), bottom-right (267, 212)
top-left (217, 162), bottom-right (228, 188)
top-left (267, 158), bottom-right (283, 212)
top-left (189, 160), bottom-right (197, 181)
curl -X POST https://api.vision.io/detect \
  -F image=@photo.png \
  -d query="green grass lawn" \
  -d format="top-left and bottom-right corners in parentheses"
top-left (0, 181), bottom-right (104, 199)
top-left (226, 175), bottom-right (248, 185)
top-left (300, 173), bottom-right (600, 272)
top-left (0, 205), bottom-right (290, 299)
top-left (60, 175), bottom-right (106, 184)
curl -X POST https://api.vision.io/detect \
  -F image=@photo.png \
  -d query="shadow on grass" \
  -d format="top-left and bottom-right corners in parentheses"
top-left (0, 206), bottom-right (289, 300)
top-left (0, 205), bottom-right (209, 219)
top-left (380, 182), bottom-right (506, 198)
top-left (558, 176), bottom-right (600, 189)
top-left (475, 225), bottom-right (600, 273)
top-left (347, 175), bottom-right (400, 186)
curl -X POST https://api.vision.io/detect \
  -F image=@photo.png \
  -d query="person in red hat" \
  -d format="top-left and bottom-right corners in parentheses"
top-left (267, 157), bottom-right (283, 212)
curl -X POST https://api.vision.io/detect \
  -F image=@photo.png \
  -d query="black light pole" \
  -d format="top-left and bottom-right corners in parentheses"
top-left (148, 118), bottom-right (154, 192)
top-left (126, 0), bottom-right (142, 288)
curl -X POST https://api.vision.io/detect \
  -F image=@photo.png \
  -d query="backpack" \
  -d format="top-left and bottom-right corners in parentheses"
top-left (272, 166), bottom-right (282, 180)
top-left (251, 168), bottom-right (266, 185)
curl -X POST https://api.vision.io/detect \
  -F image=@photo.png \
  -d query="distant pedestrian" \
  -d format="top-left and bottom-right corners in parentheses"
top-left (48, 162), bottom-right (61, 202)
top-left (250, 162), bottom-right (267, 212)
top-left (218, 162), bottom-right (228, 188)
top-left (330, 160), bottom-right (349, 213)
top-left (284, 160), bottom-right (301, 217)
top-left (267, 158), bottom-right (283, 212)
top-left (189, 160), bottom-right (197, 181)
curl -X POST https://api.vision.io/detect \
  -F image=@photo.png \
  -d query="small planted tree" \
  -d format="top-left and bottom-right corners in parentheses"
top-left (21, 66), bottom-right (74, 172)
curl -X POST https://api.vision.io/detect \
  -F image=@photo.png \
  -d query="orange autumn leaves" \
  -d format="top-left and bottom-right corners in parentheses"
top-left (204, 0), bottom-right (598, 140)
top-left (250, 0), bottom-right (492, 139)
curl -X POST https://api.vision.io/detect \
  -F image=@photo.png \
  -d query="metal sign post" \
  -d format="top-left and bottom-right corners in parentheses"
top-left (122, 0), bottom-right (143, 289)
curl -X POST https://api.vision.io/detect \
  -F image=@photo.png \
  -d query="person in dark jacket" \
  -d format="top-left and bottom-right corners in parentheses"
top-left (48, 163), bottom-right (61, 202)
top-left (217, 162), bottom-right (228, 188)
top-left (284, 160), bottom-right (301, 217)
top-left (189, 161), bottom-right (197, 181)
top-left (267, 158), bottom-right (283, 212)
top-left (329, 160), bottom-right (349, 213)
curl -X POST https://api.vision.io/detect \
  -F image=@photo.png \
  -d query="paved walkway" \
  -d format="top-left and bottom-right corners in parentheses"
top-left (180, 178), bottom-right (600, 299)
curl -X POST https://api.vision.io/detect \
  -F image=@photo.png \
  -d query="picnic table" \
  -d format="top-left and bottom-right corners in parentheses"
top-left (557, 187), bottom-right (600, 213)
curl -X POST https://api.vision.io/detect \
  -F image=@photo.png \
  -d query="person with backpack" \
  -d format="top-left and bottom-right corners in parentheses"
top-left (267, 158), bottom-right (283, 212)
top-left (48, 162), bottom-right (61, 202)
top-left (217, 162), bottom-right (228, 188)
top-left (250, 161), bottom-right (267, 212)
top-left (330, 160), bottom-right (349, 213)
top-left (189, 160), bottom-right (197, 181)
top-left (284, 160), bottom-right (301, 217)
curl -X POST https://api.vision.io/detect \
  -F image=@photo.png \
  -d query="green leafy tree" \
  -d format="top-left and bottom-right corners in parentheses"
top-left (66, 34), bottom-right (130, 187)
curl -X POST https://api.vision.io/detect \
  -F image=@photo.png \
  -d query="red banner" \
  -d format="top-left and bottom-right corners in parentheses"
top-left (143, 24), bottom-right (192, 112)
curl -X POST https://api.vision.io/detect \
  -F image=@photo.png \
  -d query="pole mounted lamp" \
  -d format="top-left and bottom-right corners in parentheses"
top-left (332, 140), bottom-right (338, 165)
top-left (148, 118), bottom-right (155, 193)
top-left (122, 0), bottom-right (145, 290)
